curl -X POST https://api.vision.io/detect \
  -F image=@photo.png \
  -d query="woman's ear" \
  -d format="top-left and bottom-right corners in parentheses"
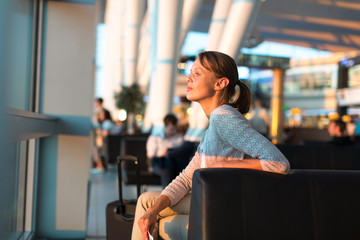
top-left (215, 77), bottom-right (229, 90)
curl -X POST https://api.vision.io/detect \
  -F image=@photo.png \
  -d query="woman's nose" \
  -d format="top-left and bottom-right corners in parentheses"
top-left (186, 75), bottom-right (192, 83)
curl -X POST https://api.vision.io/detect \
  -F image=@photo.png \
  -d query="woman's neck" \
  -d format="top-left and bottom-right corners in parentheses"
top-left (199, 99), bottom-right (223, 118)
top-left (197, 90), bottom-right (226, 117)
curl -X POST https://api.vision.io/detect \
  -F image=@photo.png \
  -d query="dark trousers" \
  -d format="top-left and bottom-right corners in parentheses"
top-left (151, 141), bottom-right (198, 188)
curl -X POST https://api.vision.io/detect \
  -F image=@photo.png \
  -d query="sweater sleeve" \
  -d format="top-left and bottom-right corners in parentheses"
top-left (146, 136), bottom-right (157, 158)
top-left (211, 111), bottom-right (290, 174)
top-left (160, 151), bottom-right (202, 206)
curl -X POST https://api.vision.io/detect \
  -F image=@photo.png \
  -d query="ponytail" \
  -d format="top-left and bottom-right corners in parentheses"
top-left (229, 81), bottom-right (251, 114)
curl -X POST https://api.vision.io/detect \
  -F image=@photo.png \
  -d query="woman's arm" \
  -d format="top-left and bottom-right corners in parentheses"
top-left (138, 195), bottom-right (171, 239)
top-left (212, 109), bottom-right (289, 174)
top-left (211, 159), bottom-right (262, 170)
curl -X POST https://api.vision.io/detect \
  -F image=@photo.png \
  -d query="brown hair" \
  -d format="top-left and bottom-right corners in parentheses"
top-left (163, 113), bottom-right (178, 126)
top-left (197, 51), bottom-right (251, 114)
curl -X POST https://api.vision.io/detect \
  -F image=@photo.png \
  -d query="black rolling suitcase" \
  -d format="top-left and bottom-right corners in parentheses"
top-left (106, 154), bottom-right (141, 240)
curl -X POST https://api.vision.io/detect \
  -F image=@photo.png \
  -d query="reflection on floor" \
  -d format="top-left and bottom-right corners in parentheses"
top-left (86, 165), bottom-right (162, 239)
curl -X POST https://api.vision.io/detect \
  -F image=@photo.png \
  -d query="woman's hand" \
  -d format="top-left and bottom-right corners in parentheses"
top-left (137, 194), bottom-right (171, 239)
top-left (138, 210), bottom-right (157, 240)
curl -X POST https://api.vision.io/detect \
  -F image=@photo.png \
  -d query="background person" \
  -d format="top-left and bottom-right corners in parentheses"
top-left (327, 119), bottom-right (354, 146)
top-left (249, 99), bottom-right (269, 138)
top-left (93, 97), bottom-right (105, 125)
top-left (92, 109), bottom-right (119, 171)
top-left (132, 51), bottom-right (290, 240)
top-left (146, 113), bottom-right (184, 187)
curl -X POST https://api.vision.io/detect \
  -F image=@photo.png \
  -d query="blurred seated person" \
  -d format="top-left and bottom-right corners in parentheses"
top-left (327, 119), bottom-right (355, 146)
top-left (345, 117), bottom-right (357, 141)
top-left (93, 97), bottom-right (104, 124)
top-left (92, 109), bottom-right (120, 171)
top-left (146, 114), bottom-right (184, 187)
top-left (164, 108), bottom-right (205, 183)
top-left (113, 119), bottom-right (125, 135)
top-left (249, 99), bottom-right (269, 138)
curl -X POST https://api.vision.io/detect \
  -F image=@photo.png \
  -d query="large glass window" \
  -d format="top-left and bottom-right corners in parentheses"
top-left (1, 0), bottom-right (42, 239)
top-left (284, 64), bottom-right (338, 95)
top-left (6, 0), bottom-right (35, 110)
top-left (1, 141), bottom-right (27, 240)
top-left (14, 141), bottom-right (28, 239)
top-left (2, 138), bottom-right (37, 240)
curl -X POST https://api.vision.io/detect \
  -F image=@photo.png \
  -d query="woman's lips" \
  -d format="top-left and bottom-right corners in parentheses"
top-left (186, 86), bottom-right (192, 92)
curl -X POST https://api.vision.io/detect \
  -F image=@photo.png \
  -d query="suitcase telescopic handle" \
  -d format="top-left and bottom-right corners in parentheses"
top-left (116, 154), bottom-right (141, 205)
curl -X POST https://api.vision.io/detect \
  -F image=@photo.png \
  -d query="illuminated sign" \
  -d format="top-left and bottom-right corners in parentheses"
top-left (238, 54), bottom-right (290, 69)
top-left (337, 87), bottom-right (360, 106)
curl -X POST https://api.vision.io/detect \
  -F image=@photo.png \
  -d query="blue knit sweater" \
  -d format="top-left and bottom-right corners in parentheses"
top-left (161, 104), bottom-right (290, 206)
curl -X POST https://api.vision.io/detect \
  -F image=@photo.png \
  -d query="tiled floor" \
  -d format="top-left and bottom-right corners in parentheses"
top-left (86, 165), bottom-right (162, 239)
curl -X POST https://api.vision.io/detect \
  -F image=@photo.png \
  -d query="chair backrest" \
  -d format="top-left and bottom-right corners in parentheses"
top-left (106, 134), bottom-right (123, 164)
top-left (189, 168), bottom-right (360, 240)
top-left (121, 135), bottom-right (149, 171)
top-left (277, 144), bottom-right (360, 170)
top-left (119, 134), bottom-right (161, 185)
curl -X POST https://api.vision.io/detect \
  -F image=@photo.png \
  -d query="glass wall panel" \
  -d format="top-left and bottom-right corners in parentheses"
top-left (0, 141), bottom-right (19, 239)
top-left (0, 1), bottom-right (10, 238)
top-left (0, 140), bottom-right (30, 239)
top-left (6, 0), bottom-right (34, 110)
top-left (1, 1), bottom-right (37, 238)
top-left (15, 141), bottom-right (28, 237)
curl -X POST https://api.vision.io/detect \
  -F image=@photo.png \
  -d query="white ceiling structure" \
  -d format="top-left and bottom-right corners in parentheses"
top-left (191, 0), bottom-right (360, 54)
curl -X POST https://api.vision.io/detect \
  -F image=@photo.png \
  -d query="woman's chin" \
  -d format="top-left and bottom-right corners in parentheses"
top-left (187, 92), bottom-right (200, 101)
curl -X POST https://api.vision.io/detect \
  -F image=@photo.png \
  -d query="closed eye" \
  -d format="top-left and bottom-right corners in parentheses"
top-left (190, 68), bottom-right (201, 77)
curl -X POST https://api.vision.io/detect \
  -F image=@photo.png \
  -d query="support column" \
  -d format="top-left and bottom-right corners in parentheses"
top-left (147, 0), bottom-right (184, 135)
top-left (37, 1), bottom-right (97, 238)
top-left (123, 0), bottom-right (146, 86)
top-left (178, 0), bottom-right (203, 52)
top-left (100, 0), bottom-right (125, 112)
top-left (137, 12), bottom-right (150, 88)
top-left (218, 0), bottom-right (260, 59)
top-left (270, 69), bottom-right (285, 144)
top-left (141, 0), bottom-right (157, 132)
top-left (207, 0), bottom-right (232, 51)
top-left (138, 60), bottom-right (151, 89)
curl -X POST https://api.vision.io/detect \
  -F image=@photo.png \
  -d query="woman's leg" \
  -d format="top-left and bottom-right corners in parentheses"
top-left (131, 191), bottom-right (191, 240)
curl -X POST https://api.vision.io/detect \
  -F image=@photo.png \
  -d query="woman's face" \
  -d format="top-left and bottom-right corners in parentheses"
top-left (186, 58), bottom-right (218, 103)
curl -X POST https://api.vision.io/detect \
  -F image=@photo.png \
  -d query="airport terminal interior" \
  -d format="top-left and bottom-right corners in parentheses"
top-left (1, 0), bottom-right (360, 239)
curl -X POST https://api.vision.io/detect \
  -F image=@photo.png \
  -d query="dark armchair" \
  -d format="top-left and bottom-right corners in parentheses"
top-left (188, 168), bottom-right (360, 240)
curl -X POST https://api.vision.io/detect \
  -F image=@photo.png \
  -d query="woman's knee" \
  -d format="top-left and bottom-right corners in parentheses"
top-left (137, 191), bottom-right (161, 210)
